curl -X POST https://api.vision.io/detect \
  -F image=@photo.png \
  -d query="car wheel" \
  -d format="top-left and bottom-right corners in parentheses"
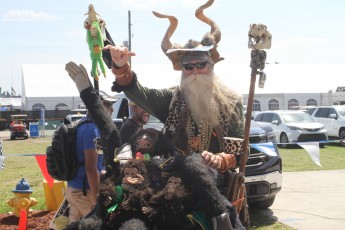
top-left (339, 128), bottom-right (345, 146)
top-left (319, 143), bottom-right (325, 148)
top-left (249, 196), bottom-right (275, 209)
top-left (280, 133), bottom-right (289, 148)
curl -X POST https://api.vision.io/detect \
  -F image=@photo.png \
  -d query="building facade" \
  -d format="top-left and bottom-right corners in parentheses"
top-left (243, 90), bottom-right (345, 112)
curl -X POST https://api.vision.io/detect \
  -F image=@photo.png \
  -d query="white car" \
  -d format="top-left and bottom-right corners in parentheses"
top-left (307, 105), bottom-right (345, 146)
top-left (254, 110), bottom-right (328, 147)
top-left (64, 114), bottom-right (86, 124)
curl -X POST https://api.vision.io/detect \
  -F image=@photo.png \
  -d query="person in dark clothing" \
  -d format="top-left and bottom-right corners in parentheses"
top-left (119, 101), bottom-right (150, 145)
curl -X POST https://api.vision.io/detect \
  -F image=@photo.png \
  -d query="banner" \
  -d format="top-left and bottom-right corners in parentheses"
top-left (297, 142), bottom-right (322, 167)
top-left (35, 155), bottom-right (55, 188)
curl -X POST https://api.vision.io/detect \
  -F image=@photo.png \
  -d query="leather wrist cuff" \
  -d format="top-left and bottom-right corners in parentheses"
top-left (217, 153), bottom-right (237, 172)
top-left (111, 62), bottom-right (133, 86)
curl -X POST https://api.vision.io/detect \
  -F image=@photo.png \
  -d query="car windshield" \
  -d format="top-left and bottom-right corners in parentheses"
top-left (71, 116), bottom-right (85, 122)
top-left (336, 107), bottom-right (345, 117)
top-left (281, 112), bottom-right (315, 123)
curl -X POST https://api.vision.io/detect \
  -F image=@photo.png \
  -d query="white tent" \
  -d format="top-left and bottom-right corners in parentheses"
top-left (22, 64), bottom-right (84, 111)
top-left (20, 63), bottom-right (180, 111)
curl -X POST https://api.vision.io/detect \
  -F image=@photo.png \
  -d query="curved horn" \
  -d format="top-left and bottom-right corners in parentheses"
top-left (195, 0), bottom-right (221, 44)
top-left (152, 11), bottom-right (178, 54)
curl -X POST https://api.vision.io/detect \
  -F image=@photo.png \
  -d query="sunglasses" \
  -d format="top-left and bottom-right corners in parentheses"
top-left (182, 61), bottom-right (209, 71)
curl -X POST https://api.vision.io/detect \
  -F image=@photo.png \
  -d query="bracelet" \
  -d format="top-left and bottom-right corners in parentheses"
top-left (216, 153), bottom-right (236, 172)
top-left (112, 62), bottom-right (130, 76)
top-left (111, 62), bottom-right (133, 85)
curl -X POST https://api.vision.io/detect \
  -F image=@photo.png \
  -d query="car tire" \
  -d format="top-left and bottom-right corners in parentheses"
top-left (319, 143), bottom-right (325, 148)
top-left (339, 128), bottom-right (345, 146)
top-left (280, 133), bottom-right (289, 148)
top-left (249, 196), bottom-right (275, 209)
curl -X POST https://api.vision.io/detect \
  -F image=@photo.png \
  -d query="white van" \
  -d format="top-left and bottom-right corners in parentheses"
top-left (307, 105), bottom-right (345, 145)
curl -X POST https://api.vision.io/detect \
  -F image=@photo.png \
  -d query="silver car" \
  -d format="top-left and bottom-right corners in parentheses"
top-left (254, 110), bottom-right (328, 147)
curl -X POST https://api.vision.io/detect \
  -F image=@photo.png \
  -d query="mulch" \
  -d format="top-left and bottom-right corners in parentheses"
top-left (0, 210), bottom-right (56, 230)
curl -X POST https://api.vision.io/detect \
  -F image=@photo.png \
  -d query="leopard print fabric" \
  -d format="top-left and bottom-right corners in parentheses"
top-left (223, 137), bottom-right (244, 155)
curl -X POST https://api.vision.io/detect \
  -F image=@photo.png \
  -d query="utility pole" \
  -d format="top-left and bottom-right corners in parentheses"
top-left (128, 10), bottom-right (132, 65)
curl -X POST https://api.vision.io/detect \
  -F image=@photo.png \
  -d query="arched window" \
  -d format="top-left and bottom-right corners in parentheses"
top-left (253, 99), bottom-right (261, 111)
top-left (32, 103), bottom-right (46, 111)
top-left (288, 99), bottom-right (299, 110)
top-left (55, 103), bottom-right (68, 110)
top-left (268, 99), bottom-right (279, 110)
top-left (306, 99), bottom-right (317, 107)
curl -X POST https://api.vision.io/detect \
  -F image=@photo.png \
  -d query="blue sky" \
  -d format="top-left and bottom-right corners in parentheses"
top-left (1, 0), bottom-right (345, 95)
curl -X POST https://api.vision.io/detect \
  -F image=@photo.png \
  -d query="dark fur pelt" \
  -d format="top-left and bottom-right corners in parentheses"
top-left (63, 215), bottom-right (102, 230)
top-left (119, 219), bottom-right (148, 230)
top-left (174, 154), bottom-right (227, 218)
top-left (174, 154), bottom-right (245, 230)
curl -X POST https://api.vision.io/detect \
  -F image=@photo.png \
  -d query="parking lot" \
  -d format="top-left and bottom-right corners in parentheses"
top-left (259, 169), bottom-right (345, 230)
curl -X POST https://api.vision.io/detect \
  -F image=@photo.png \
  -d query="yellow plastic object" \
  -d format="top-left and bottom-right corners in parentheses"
top-left (43, 179), bottom-right (66, 211)
top-left (6, 178), bottom-right (37, 217)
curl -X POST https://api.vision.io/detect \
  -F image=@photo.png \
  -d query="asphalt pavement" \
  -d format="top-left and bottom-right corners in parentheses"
top-left (258, 170), bottom-right (345, 230)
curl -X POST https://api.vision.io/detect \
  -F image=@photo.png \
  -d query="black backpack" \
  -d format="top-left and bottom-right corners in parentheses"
top-left (46, 118), bottom-right (91, 181)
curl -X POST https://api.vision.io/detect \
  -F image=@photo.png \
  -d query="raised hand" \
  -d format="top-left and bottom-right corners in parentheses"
top-left (65, 61), bottom-right (91, 93)
top-left (103, 45), bottom-right (136, 67)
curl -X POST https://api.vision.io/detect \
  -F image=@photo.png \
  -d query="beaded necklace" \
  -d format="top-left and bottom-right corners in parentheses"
top-left (186, 113), bottom-right (213, 154)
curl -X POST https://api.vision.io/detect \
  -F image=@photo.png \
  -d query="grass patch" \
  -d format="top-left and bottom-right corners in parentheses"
top-left (249, 209), bottom-right (295, 230)
top-left (0, 137), bottom-right (51, 214)
top-left (279, 143), bottom-right (345, 172)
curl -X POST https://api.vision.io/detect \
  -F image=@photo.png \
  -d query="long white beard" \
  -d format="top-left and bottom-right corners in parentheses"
top-left (180, 73), bottom-right (220, 127)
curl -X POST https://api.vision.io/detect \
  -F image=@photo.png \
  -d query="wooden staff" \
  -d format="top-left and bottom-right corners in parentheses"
top-left (237, 23), bottom-right (272, 213)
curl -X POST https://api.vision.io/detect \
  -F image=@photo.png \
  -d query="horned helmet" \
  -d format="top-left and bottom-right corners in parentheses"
top-left (153, 0), bottom-right (223, 71)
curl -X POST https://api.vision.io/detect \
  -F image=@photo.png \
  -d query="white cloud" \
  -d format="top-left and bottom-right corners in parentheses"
top-left (3, 9), bottom-right (57, 22)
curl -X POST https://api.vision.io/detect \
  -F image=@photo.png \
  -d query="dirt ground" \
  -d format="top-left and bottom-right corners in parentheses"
top-left (0, 210), bottom-right (55, 230)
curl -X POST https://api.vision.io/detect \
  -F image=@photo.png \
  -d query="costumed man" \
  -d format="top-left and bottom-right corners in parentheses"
top-left (65, 0), bottom-right (244, 229)
top-left (104, 0), bottom-right (245, 228)
top-left (106, 0), bottom-right (244, 180)
top-left (65, 66), bottom-right (240, 230)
